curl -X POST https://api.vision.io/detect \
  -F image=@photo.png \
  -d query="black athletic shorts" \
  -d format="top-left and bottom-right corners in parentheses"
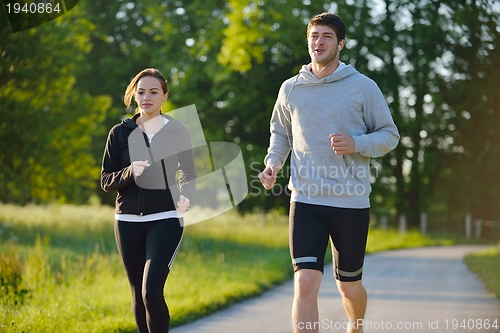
top-left (289, 201), bottom-right (370, 282)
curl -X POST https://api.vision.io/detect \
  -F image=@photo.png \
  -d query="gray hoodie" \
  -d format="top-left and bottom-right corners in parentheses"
top-left (264, 63), bottom-right (400, 208)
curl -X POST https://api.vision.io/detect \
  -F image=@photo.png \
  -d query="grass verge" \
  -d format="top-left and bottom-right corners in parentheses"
top-left (0, 203), bottom-right (479, 332)
top-left (463, 244), bottom-right (500, 299)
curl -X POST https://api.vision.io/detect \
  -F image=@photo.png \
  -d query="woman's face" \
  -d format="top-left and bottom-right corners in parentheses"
top-left (135, 76), bottom-right (168, 116)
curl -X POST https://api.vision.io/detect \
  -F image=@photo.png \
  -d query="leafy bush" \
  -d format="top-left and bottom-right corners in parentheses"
top-left (0, 247), bottom-right (28, 305)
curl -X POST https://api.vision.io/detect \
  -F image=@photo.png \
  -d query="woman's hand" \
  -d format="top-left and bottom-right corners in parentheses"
top-left (259, 165), bottom-right (278, 190)
top-left (132, 160), bottom-right (150, 177)
top-left (177, 195), bottom-right (190, 213)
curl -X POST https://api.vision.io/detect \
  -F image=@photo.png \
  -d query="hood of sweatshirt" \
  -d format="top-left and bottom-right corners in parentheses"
top-left (292, 63), bottom-right (359, 87)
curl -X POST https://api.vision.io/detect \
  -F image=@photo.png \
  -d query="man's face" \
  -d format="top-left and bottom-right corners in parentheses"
top-left (307, 25), bottom-right (343, 67)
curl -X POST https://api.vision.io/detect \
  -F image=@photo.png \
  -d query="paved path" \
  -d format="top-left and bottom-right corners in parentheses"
top-left (171, 245), bottom-right (499, 333)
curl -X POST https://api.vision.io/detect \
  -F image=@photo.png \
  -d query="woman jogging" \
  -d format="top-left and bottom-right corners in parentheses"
top-left (101, 68), bottom-right (195, 333)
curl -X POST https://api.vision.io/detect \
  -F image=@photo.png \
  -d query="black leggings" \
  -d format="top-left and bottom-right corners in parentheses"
top-left (114, 218), bottom-right (183, 333)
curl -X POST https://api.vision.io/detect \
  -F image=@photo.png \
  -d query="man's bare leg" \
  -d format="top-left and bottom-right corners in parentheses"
top-left (292, 269), bottom-right (323, 333)
top-left (336, 280), bottom-right (367, 333)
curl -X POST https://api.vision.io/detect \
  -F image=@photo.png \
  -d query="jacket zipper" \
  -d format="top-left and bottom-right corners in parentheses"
top-left (138, 187), bottom-right (146, 216)
top-left (138, 131), bottom-right (154, 216)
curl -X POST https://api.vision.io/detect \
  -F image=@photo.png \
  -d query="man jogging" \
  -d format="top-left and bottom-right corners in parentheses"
top-left (260, 12), bottom-right (399, 333)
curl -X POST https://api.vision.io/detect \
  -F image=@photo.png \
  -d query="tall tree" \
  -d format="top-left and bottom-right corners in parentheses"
top-left (331, 0), bottom-right (499, 227)
top-left (0, 9), bottom-right (110, 204)
top-left (432, 0), bottom-right (500, 223)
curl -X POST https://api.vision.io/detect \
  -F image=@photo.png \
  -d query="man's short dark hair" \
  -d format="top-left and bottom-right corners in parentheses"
top-left (307, 12), bottom-right (346, 42)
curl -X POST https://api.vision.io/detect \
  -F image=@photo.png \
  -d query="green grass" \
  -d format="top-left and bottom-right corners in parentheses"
top-left (0, 204), bottom-right (292, 332)
top-left (0, 203), bottom-right (480, 332)
top-left (366, 228), bottom-right (454, 253)
top-left (463, 244), bottom-right (500, 299)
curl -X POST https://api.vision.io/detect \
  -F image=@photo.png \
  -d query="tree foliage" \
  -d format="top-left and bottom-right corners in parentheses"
top-left (432, 0), bottom-right (500, 221)
top-left (1, 0), bottom-right (499, 228)
top-left (0, 7), bottom-right (110, 204)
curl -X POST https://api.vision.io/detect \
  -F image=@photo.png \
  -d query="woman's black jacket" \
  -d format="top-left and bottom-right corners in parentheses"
top-left (101, 113), bottom-right (196, 215)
